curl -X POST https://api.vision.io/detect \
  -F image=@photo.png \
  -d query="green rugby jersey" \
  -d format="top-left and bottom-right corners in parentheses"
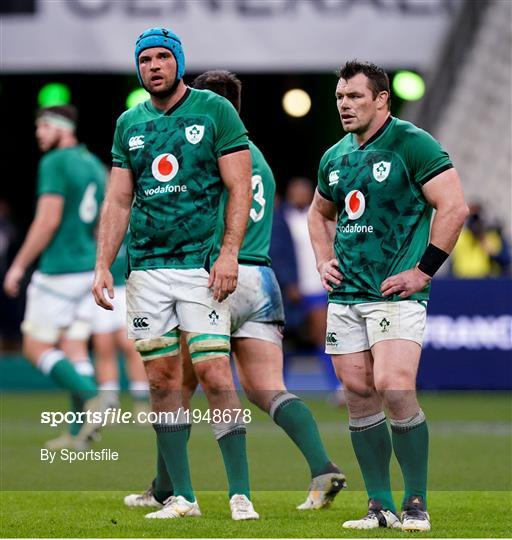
top-left (212, 141), bottom-right (275, 266)
top-left (37, 145), bottom-right (106, 275)
top-left (111, 87), bottom-right (249, 270)
top-left (317, 116), bottom-right (453, 304)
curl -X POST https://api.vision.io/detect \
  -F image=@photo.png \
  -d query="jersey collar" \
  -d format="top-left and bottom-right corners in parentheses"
top-left (164, 86), bottom-right (192, 116)
top-left (356, 115), bottom-right (393, 150)
top-left (144, 86), bottom-right (192, 116)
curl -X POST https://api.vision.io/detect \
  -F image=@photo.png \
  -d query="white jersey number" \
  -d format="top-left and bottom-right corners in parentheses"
top-left (250, 175), bottom-right (266, 223)
top-left (79, 183), bottom-right (98, 224)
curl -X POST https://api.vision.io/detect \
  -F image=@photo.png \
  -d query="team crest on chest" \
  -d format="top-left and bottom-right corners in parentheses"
top-left (185, 125), bottom-right (205, 144)
top-left (372, 161), bottom-right (391, 182)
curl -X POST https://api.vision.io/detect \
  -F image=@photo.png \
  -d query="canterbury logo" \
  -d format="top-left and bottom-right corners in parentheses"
top-left (132, 317), bottom-right (149, 328)
top-left (128, 135), bottom-right (144, 151)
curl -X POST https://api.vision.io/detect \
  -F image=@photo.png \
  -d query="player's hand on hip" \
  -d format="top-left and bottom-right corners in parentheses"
top-left (380, 267), bottom-right (431, 299)
top-left (3, 265), bottom-right (25, 297)
top-left (208, 253), bottom-right (238, 302)
top-left (318, 258), bottom-right (343, 292)
top-left (92, 267), bottom-right (115, 310)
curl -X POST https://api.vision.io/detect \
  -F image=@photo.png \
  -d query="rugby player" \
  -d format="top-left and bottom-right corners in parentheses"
top-left (92, 28), bottom-right (257, 520)
top-left (3, 105), bottom-right (106, 448)
top-left (308, 60), bottom-right (468, 532)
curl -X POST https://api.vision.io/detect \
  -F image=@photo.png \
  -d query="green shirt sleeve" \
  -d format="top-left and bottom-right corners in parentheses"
top-left (317, 151), bottom-right (333, 201)
top-left (402, 128), bottom-right (453, 185)
top-left (213, 98), bottom-right (249, 157)
top-left (111, 116), bottom-right (131, 169)
top-left (37, 152), bottom-right (66, 196)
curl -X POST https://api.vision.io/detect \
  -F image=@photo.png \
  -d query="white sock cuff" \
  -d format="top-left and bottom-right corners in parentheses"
top-left (74, 360), bottom-right (94, 377)
top-left (129, 381), bottom-right (149, 393)
top-left (269, 391), bottom-right (300, 419)
top-left (212, 421), bottom-right (246, 441)
top-left (349, 411), bottom-right (386, 432)
top-left (38, 349), bottom-right (65, 375)
top-left (390, 409), bottom-right (426, 431)
top-left (99, 380), bottom-right (120, 392)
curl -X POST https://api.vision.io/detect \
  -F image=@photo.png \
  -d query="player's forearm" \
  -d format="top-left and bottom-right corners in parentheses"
top-left (220, 182), bottom-right (251, 257)
top-left (429, 202), bottom-right (469, 254)
top-left (11, 219), bottom-right (58, 271)
top-left (96, 200), bottom-right (130, 270)
top-left (308, 207), bottom-right (336, 268)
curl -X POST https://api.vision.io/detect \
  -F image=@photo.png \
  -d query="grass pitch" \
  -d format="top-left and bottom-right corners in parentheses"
top-left (1, 391), bottom-right (511, 537)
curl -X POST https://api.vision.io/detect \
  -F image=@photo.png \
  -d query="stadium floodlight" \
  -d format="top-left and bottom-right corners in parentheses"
top-left (38, 83), bottom-right (71, 107)
top-left (282, 88), bottom-right (311, 118)
top-left (392, 71), bottom-right (426, 101)
top-left (126, 88), bottom-right (150, 109)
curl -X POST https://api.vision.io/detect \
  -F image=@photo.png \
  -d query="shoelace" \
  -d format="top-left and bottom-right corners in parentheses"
top-left (232, 496), bottom-right (250, 511)
top-left (162, 495), bottom-right (178, 507)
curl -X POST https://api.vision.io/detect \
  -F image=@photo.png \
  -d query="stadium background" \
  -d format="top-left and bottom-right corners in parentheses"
top-left (0, 1), bottom-right (511, 537)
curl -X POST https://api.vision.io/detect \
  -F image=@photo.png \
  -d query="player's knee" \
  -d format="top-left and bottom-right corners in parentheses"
top-left (194, 359), bottom-right (233, 396)
top-left (342, 376), bottom-right (375, 399)
top-left (145, 363), bottom-right (177, 396)
top-left (134, 330), bottom-right (180, 362)
top-left (185, 332), bottom-right (230, 364)
top-left (374, 370), bottom-right (415, 394)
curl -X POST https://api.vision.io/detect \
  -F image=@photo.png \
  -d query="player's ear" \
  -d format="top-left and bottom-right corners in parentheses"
top-left (376, 91), bottom-right (389, 110)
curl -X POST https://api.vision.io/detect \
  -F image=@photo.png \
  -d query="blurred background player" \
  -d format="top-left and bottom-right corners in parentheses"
top-left (93, 28), bottom-right (257, 521)
top-left (124, 69), bottom-right (347, 512)
top-left (91, 235), bottom-right (150, 414)
top-left (308, 60), bottom-right (468, 532)
top-left (282, 177), bottom-right (345, 402)
top-left (3, 105), bottom-right (106, 448)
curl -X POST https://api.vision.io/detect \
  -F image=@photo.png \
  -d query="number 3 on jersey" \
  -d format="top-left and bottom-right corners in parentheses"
top-left (250, 175), bottom-right (265, 223)
top-left (79, 182), bottom-right (98, 224)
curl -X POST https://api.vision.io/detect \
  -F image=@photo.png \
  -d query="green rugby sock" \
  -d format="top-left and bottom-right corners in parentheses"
top-left (39, 351), bottom-right (97, 401)
top-left (271, 394), bottom-right (331, 477)
top-left (350, 412), bottom-right (396, 512)
top-left (391, 410), bottom-right (429, 508)
top-left (154, 445), bottom-right (174, 503)
top-left (154, 424), bottom-right (194, 503)
top-left (70, 360), bottom-right (96, 436)
top-left (217, 428), bottom-right (250, 499)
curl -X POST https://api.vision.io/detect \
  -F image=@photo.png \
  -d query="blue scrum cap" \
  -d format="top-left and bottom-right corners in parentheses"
top-left (134, 27), bottom-right (185, 85)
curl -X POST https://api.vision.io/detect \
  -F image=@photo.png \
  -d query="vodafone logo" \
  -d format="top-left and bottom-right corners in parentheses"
top-left (151, 153), bottom-right (179, 183)
top-left (345, 190), bottom-right (365, 220)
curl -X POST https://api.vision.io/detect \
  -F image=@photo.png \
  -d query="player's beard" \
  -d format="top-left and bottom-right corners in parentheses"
top-left (146, 68), bottom-right (179, 99)
top-left (147, 84), bottom-right (176, 99)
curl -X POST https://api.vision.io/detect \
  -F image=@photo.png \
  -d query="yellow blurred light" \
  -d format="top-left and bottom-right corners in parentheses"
top-left (282, 89), bottom-right (311, 118)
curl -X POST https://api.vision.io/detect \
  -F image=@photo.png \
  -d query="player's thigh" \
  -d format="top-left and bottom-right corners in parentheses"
top-left (232, 336), bottom-right (286, 393)
top-left (361, 300), bottom-right (426, 390)
top-left (371, 339), bottom-right (422, 392)
top-left (21, 271), bottom-right (92, 346)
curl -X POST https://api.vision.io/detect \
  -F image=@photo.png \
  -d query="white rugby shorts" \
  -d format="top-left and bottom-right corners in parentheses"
top-left (230, 265), bottom-right (285, 346)
top-left (325, 300), bottom-right (427, 355)
top-left (21, 270), bottom-right (95, 343)
top-left (126, 268), bottom-right (230, 339)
